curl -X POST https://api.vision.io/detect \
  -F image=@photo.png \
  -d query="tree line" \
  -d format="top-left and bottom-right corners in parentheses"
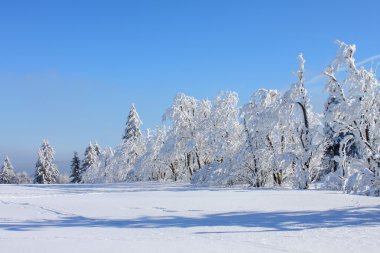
top-left (1, 41), bottom-right (379, 196)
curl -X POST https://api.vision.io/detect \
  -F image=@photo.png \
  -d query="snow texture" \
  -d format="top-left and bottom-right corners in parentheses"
top-left (0, 183), bottom-right (379, 253)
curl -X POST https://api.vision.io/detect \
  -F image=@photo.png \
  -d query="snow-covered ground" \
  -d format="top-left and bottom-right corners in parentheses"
top-left (0, 183), bottom-right (379, 253)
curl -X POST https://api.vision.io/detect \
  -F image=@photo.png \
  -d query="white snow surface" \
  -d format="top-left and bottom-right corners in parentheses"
top-left (1, 183), bottom-right (379, 253)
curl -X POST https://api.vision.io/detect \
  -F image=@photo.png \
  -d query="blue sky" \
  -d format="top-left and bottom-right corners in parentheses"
top-left (1, 0), bottom-right (380, 173)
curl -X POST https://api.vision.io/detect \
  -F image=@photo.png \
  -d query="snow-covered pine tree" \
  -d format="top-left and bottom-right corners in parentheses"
top-left (80, 142), bottom-right (100, 182)
top-left (0, 156), bottom-right (16, 184)
top-left (123, 104), bottom-right (142, 143)
top-left (83, 146), bottom-right (115, 183)
top-left (107, 103), bottom-right (144, 182)
top-left (69, 151), bottom-right (81, 183)
top-left (34, 140), bottom-right (60, 184)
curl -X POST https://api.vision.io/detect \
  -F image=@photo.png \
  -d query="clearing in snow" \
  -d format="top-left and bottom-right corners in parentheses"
top-left (0, 183), bottom-right (379, 253)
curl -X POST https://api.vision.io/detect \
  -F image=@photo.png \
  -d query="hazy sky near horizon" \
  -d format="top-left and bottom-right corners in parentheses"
top-left (1, 0), bottom-right (380, 173)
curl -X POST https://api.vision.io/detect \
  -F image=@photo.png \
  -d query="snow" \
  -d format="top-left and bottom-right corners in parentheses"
top-left (1, 183), bottom-right (379, 253)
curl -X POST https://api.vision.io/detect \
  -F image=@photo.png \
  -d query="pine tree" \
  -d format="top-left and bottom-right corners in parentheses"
top-left (34, 140), bottom-right (60, 184)
top-left (101, 104), bottom-right (144, 182)
top-left (69, 151), bottom-right (81, 183)
top-left (0, 156), bottom-right (16, 184)
top-left (122, 104), bottom-right (142, 143)
top-left (80, 142), bottom-right (100, 182)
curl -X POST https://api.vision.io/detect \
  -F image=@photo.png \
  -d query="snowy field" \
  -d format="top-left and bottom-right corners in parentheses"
top-left (0, 183), bottom-right (379, 253)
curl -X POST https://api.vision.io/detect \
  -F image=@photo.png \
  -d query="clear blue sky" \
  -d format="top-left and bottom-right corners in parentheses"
top-left (1, 0), bottom-right (380, 173)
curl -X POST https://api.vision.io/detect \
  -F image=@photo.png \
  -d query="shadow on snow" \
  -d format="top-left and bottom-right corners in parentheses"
top-left (18, 182), bottom-right (269, 194)
top-left (1, 205), bottom-right (379, 233)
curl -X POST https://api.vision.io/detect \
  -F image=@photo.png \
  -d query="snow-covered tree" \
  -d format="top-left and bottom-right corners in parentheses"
top-left (34, 140), bottom-right (60, 184)
top-left (278, 54), bottom-right (324, 189)
top-left (0, 157), bottom-right (16, 184)
top-left (82, 143), bottom-right (100, 174)
top-left (14, 172), bottom-right (32, 184)
top-left (192, 92), bottom-right (244, 185)
top-left (162, 93), bottom-right (211, 181)
top-left (103, 104), bottom-right (145, 182)
top-left (237, 89), bottom-right (281, 186)
top-left (130, 127), bottom-right (169, 181)
top-left (123, 104), bottom-right (142, 142)
top-left (69, 152), bottom-right (81, 183)
top-left (122, 104), bottom-right (144, 167)
top-left (322, 41), bottom-right (380, 195)
top-left (206, 92), bottom-right (243, 164)
top-left (99, 147), bottom-right (115, 181)
top-left (81, 142), bottom-right (101, 183)
top-left (84, 146), bottom-right (115, 183)
top-left (83, 104), bottom-right (145, 183)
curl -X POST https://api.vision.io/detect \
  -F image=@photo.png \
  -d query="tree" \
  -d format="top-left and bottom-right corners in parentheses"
top-left (122, 104), bottom-right (144, 168)
top-left (129, 127), bottom-right (168, 181)
top-left (238, 89), bottom-right (281, 187)
top-left (322, 41), bottom-right (380, 195)
top-left (0, 156), bottom-right (16, 184)
top-left (162, 93), bottom-right (211, 181)
top-left (123, 104), bottom-right (142, 142)
top-left (100, 147), bottom-right (115, 181)
top-left (80, 142), bottom-right (100, 183)
top-left (69, 152), bottom-right (81, 183)
top-left (280, 54), bottom-right (323, 189)
top-left (14, 172), bottom-right (32, 184)
top-left (34, 140), bottom-right (60, 184)
top-left (81, 105), bottom-right (145, 183)
top-left (84, 146), bottom-right (115, 183)
top-left (191, 92), bottom-right (244, 185)
top-left (107, 104), bottom-right (144, 182)
top-left (206, 92), bottom-right (243, 165)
